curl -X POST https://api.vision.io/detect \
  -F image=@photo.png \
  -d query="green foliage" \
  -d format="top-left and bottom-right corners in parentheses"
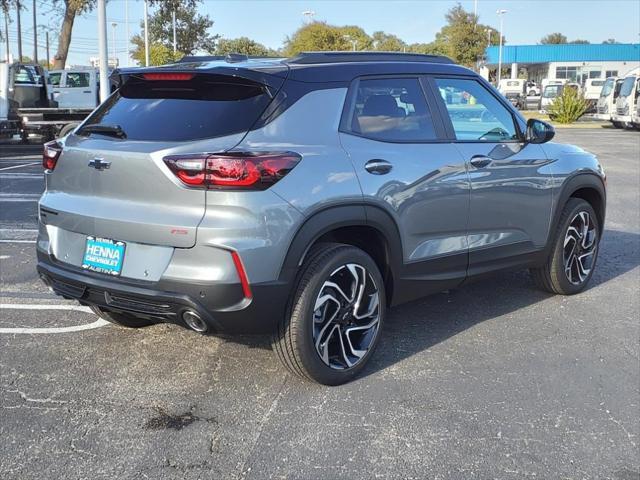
top-left (540, 33), bottom-right (568, 44)
top-left (214, 37), bottom-right (278, 57)
top-left (569, 39), bottom-right (590, 44)
top-left (283, 22), bottom-right (370, 55)
top-left (602, 38), bottom-right (618, 44)
top-left (549, 87), bottom-right (589, 124)
top-left (429, 3), bottom-right (500, 67)
top-left (371, 31), bottom-right (406, 52)
top-left (143, 1), bottom-right (217, 56)
top-left (130, 36), bottom-right (183, 66)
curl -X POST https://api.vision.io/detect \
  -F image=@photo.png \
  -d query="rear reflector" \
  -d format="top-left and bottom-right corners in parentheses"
top-left (163, 152), bottom-right (301, 190)
top-left (43, 140), bottom-right (62, 171)
top-left (142, 72), bottom-right (195, 81)
top-left (231, 251), bottom-right (252, 300)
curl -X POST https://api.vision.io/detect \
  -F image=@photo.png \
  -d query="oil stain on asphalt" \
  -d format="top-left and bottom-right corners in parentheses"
top-left (144, 407), bottom-right (216, 431)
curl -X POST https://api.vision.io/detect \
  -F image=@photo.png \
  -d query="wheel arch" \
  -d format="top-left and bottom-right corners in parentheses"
top-left (551, 173), bottom-right (606, 245)
top-left (278, 204), bottom-right (404, 305)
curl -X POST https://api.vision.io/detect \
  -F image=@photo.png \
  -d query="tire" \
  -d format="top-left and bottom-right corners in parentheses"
top-left (531, 198), bottom-right (600, 295)
top-left (90, 305), bottom-right (156, 328)
top-left (58, 123), bottom-right (79, 138)
top-left (528, 90), bottom-right (537, 96)
top-left (612, 121), bottom-right (623, 129)
top-left (272, 243), bottom-right (386, 385)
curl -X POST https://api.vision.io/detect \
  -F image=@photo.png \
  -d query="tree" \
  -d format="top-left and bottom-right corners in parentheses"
top-left (51, 0), bottom-right (96, 69)
top-left (602, 38), bottom-right (618, 44)
top-left (371, 31), bottom-right (406, 52)
top-left (283, 22), bottom-right (370, 56)
top-left (130, 36), bottom-right (181, 66)
top-left (214, 37), bottom-right (277, 57)
top-left (569, 39), bottom-right (590, 44)
top-left (540, 33), bottom-right (568, 44)
top-left (144, 1), bottom-right (217, 56)
top-left (429, 4), bottom-right (500, 67)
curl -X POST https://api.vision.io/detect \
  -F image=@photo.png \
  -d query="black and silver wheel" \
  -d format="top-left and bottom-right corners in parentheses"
top-left (272, 243), bottom-right (385, 385)
top-left (531, 198), bottom-right (600, 295)
top-left (90, 305), bottom-right (156, 328)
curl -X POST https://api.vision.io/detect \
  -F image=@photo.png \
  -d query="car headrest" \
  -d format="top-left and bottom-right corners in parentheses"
top-left (362, 94), bottom-right (403, 117)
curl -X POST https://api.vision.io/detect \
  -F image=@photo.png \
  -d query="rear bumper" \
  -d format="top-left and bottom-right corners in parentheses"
top-left (37, 250), bottom-right (289, 334)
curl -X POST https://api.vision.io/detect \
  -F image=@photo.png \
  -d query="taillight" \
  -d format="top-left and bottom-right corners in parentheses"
top-left (163, 152), bottom-right (301, 190)
top-left (43, 140), bottom-right (62, 171)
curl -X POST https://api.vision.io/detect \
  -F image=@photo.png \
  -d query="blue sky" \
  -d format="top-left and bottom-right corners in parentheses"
top-left (3, 0), bottom-right (640, 66)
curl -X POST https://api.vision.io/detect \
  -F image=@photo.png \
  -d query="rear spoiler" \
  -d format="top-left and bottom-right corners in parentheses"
top-left (108, 62), bottom-right (288, 93)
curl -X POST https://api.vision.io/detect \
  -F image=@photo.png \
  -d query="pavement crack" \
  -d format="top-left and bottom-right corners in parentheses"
top-left (6, 388), bottom-right (68, 405)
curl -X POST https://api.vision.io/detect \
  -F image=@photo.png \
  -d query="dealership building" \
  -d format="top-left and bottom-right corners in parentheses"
top-left (481, 43), bottom-right (640, 83)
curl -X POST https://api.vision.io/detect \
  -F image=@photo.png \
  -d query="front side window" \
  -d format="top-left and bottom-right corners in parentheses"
top-left (49, 72), bottom-right (62, 87)
top-left (435, 78), bottom-right (518, 142)
top-left (66, 72), bottom-right (90, 88)
top-left (347, 78), bottom-right (437, 142)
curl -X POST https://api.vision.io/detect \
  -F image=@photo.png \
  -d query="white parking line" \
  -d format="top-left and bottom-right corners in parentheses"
top-left (0, 162), bottom-right (39, 171)
top-left (0, 228), bottom-right (38, 243)
top-left (0, 240), bottom-right (36, 243)
top-left (0, 304), bottom-right (109, 334)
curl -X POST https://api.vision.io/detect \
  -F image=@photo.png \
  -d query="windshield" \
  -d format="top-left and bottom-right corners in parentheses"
top-left (543, 85), bottom-right (561, 98)
top-left (600, 79), bottom-right (614, 98)
top-left (620, 77), bottom-right (636, 97)
top-left (81, 74), bottom-right (272, 141)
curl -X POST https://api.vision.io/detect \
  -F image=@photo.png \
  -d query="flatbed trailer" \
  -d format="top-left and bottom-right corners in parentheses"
top-left (17, 107), bottom-right (92, 141)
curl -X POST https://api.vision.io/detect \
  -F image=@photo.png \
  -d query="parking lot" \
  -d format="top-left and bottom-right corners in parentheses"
top-left (0, 129), bottom-right (638, 479)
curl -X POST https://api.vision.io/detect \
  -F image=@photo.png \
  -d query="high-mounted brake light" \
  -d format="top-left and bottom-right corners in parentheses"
top-left (163, 152), bottom-right (301, 190)
top-left (142, 72), bottom-right (195, 81)
top-left (43, 140), bottom-right (62, 171)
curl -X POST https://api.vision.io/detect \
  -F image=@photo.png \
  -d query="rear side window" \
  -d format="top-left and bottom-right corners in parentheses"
top-left (66, 72), bottom-right (90, 88)
top-left (82, 74), bottom-right (272, 141)
top-left (49, 72), bottom-right (62, 87)
top-left (346, 78), bottom-right (438, 142)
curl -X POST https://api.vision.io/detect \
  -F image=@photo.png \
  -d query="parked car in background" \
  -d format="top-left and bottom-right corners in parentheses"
top-left (539, 82), bottom-right (581, 114)
top-left (37, 52), bottom-right (606, 385)
top-left (595, 76), bottom-right (625, 127)
top-left (525, 80), bottom-right (540, 96)
top-left (613, 68), bottom-right (640, 129)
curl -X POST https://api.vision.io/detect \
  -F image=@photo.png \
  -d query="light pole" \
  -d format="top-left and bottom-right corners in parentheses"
top-left (125, 0), bottom-right (129, 66)
top-left (143, 0), bottom-right (149, 66)
top-left (302, 10), bottom-right (315, 24)
top-left (343, 35), bottom-right (357, 52)
top-left (97, 0), bottom-right (109, 102)
top-left (111, 22), bottom-right (117, 67)
top-left (172, 9), bottom-right (177, 53)
top-left (496, 9), bottom-right (507, 86)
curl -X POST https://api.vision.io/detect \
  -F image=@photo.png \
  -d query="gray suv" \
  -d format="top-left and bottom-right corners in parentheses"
top-left (37, 52), bottom-right (606, 385)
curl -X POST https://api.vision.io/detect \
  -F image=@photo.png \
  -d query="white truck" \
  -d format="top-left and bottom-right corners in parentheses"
top-left (539, 81), bottom-right (581, 114)
top-left (1, 62), bottom-right (100, 140)
top-left (612, 68), bottom-right (640, 129)
top-left (48, 68), bottom-right (101, 109)
top-left (583, 78), bottom-right (606, 112)
top-left (595, 77), bottom-right (625, 127)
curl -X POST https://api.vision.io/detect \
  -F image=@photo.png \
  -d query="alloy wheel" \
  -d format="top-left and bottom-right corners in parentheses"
top-left (563, 211), bottom-right (598, 285)
top-left (312, 263), bottom-right (381, 370)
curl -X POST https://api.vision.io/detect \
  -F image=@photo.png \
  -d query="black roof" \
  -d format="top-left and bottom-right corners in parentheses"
top-left (111, 51), bottom-right (473, 87)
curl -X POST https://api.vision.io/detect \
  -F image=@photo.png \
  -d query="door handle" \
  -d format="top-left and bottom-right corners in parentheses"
top-left (470, 155), bottom-right (492, 168)
top-left (364, 159), bottom-right (393, 175)
top-left (83, 90), bottom-right (91, 93)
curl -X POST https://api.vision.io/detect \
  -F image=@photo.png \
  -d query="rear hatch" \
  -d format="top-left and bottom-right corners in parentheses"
top-left (41, 66), bottom-right (287, 249)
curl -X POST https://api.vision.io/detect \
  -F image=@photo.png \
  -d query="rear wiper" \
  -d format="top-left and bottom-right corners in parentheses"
top-left (77, 124), bottom-right (127, 139)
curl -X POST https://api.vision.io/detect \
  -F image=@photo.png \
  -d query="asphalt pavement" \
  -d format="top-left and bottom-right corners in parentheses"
top-left (0, 129), bottom-right (638, 479)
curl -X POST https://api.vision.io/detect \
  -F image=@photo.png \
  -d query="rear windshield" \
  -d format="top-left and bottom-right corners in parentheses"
top-left (81, 74), bottom-right (272, 141)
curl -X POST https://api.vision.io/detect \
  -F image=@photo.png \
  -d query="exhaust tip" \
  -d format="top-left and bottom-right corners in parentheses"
top-left (182, 309), bottom-right (208, 333)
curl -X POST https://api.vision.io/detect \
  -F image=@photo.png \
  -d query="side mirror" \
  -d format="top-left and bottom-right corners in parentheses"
top-left (526, 118), bottom-right (555, 144)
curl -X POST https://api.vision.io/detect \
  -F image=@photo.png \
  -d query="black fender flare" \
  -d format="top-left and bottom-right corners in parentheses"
top-left (277, 203), bottom-right (404, 287)
top-left (546, 172), bottom-right (606, 253)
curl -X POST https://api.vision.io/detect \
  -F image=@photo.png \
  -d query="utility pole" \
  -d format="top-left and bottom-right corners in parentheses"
top-left (125, 0), bottom-right (130, 66)
top-left (496, 9), bottom-right (507, 86)
top-left (32, 0), bottom-right (37, 63)
top-left (172, 10), bottom-right (176, 53)
top-left (46, 31), bottom-right (50, 67)
top-left (97, 0), bottom-right (109, 102)
top-left (3, 10), bottom-right (9, 62)
top-left (143, 0), bottom-right (149, 66)
top-left (111, 22), bottom-right (117, 67)
top-left (16, 1), bottom-right (22, 61)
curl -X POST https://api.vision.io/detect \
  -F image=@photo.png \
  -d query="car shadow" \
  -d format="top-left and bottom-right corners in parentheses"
top-left (222, 230), bottom-right (639, 377)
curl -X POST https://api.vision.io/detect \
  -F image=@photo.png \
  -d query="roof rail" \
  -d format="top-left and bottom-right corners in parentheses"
top-left (177, 55), bottom-right (226, 63)
top-left (287, 51), bottom-right (454, 65)
top-left (177, 54), bottom-right (280, 64)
